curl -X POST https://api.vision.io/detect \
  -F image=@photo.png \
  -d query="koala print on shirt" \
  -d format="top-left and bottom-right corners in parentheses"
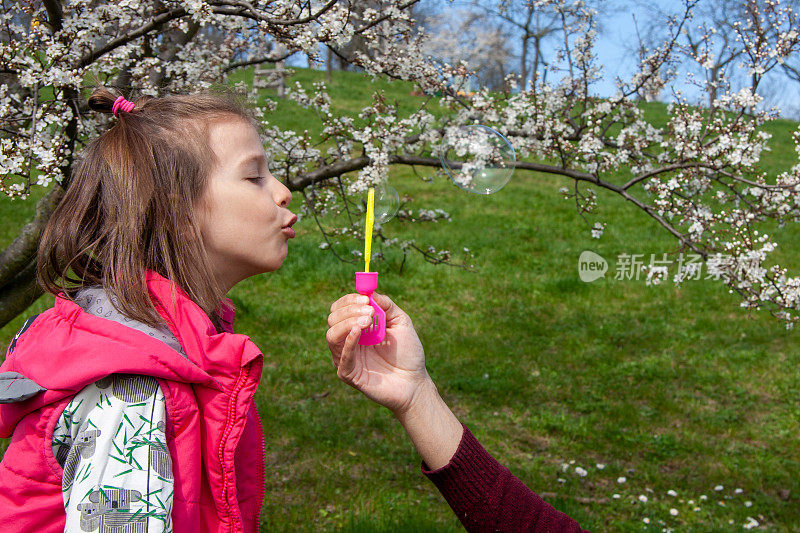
top-left (53, 376), bottom-right (173, 532)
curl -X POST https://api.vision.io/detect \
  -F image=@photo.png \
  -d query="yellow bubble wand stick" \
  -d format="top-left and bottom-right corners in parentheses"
top-left (364, 188), bottom-right (374, 273)
top-left (355, 187), bottom-right (385, 345)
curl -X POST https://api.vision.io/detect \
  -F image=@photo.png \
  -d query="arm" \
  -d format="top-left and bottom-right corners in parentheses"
top-left (326, 293), bottom-right (589, 533)
top-left (395, 380), bottom-right (589, 532)
top-left (393, 379), bottom-right (462, 470)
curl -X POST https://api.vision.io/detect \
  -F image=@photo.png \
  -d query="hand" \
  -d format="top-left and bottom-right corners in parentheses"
top-left (326, 292), bottom-right (432, 417)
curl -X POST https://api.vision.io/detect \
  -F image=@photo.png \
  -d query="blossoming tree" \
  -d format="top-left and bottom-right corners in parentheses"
top-left (2, 0), bottom-right (800, 329)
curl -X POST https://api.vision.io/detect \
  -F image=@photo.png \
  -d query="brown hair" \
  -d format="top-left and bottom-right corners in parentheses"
top-left (37, 86), bottom-right (261, 333)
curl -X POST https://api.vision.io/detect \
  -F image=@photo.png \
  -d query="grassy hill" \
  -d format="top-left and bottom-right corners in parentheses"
top-left (1, 67), bottom-right (798, 531)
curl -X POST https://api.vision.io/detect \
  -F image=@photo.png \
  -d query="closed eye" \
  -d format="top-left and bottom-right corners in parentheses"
top-left (247, 177), bottom-right (266, 183)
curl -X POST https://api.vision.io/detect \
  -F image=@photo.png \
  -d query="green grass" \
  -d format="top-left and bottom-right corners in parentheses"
top-left (2, 67), bottom-right (799, 531)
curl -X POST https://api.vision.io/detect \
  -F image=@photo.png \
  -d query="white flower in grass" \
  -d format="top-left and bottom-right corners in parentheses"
top-left (617, 476), bottom-right (626, 484)
top-left (667, 489), bottom-right (677, 497)
top-left (561, 463), bottom-right (570, 472)
top-left (700, 495), bottom-right (708, 501)
top-left (735, 488), bottom-right (744, 494)
top-left (714, 485), bottom-right (723, 491)
top-left (557, 477), bottom-right (566, 484)
top-left (612, 493), bottom-right (621, 499)
top-left (643, 517), bottom-right (650, 524)
top-left (669, 508), bottom-right (678, 516)
top-left (638, 495), bottom-right (648, 503)
top-left (718, 501), bottom-right (725, 507)
top-left (744, 501), bottom-right (753, 507)
top-left (693, 507), bottom-right (701, 512)
top-left (743, 517), bottom-right (759, 529)
top-left (596, 463), bottom-right (605, 470)
top-left (575, 466), bottom-right (588, 477)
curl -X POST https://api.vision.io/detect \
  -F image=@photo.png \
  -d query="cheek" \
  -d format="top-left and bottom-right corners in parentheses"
top-left (198, 195), bottom-right (239, 244)
top-left (208, 189), bottom-right (248, 225)
top-left (201, 185), bottom-right (277, 242)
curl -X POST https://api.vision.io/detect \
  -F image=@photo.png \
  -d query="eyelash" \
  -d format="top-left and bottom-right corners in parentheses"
top-left (248, 177), bottom-right (266, 183)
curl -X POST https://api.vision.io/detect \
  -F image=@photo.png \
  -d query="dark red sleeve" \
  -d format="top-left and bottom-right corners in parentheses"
top-left (421, 422), bottom-right (589, 532)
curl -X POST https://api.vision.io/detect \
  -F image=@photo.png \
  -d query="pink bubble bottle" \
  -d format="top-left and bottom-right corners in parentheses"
top-left (355, 272), bottom-right (386, 345)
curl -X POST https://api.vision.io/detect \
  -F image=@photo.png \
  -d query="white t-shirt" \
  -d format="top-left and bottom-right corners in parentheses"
top-left (53, 374), bottom-right (173, 532)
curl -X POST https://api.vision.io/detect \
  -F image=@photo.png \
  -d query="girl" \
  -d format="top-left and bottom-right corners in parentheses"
top-left (0, 88), bottom-right (586, 532)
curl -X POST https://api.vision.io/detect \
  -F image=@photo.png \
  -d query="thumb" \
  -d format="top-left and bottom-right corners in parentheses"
top-left (371, 292), bottom-right (411, 326)
top-left (371, 292), bottom-right (401, 315)
top-left (338, 324), bottom-right (361, 380)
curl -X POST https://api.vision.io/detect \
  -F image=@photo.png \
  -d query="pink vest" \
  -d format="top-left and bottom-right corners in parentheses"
top-left (0, 270), bottom-right (265, 533)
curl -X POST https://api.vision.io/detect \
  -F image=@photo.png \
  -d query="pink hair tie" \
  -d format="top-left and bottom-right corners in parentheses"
top-left (112, 95), bottom-right (135, 117)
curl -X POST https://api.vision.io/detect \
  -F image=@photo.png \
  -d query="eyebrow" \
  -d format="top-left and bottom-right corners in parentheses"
top-left (237, 154), bottom-right (269, 168)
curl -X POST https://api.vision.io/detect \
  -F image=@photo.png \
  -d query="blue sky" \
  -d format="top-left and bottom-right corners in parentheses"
top-left (291, 0), bottom-right (800, 116)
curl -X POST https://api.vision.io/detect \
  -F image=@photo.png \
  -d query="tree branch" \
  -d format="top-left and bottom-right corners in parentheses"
top-left (622, 162), bottom-right (715, 190)
top-left (209, 0), bottom-right (339, 26)
top-left (356, 0), bottom-right (422, 33)
top-left (42, 0), bottom-right (63, 32)
top-left (292, 153), bottom-right (707, 256)
top-left (76, 7), bottom-right (189, 68)
top-left (223, 50), bottom-right (295, 73)
top-left (289, 156), bottom-right (371, 190)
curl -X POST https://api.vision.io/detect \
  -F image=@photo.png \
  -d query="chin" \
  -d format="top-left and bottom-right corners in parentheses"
top-left (255, 249), bottom-right (288, 274)
top-left (261, 259), bottom-right (286, 273)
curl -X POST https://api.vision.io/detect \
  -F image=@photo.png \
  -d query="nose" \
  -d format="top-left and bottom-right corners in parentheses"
top-left (272, 175), bottom-right (292, 207)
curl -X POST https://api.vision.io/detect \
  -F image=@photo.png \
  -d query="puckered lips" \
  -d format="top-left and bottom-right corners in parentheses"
top-left (281, 214), bottom-right (297, 238)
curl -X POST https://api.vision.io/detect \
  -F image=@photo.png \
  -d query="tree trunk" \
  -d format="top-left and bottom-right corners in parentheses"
top-left (326, 46), bottom-right (333, 82)
top-left (520, 36), bottom-right (529, 90)
top-left (150, 20), bottom-right (201, 89)
top-left (0, 76), bottom-right (78, 330)
top-left (532, 37), bottom-right (541, 92)
top-left (0, 184), bottom-right (65, 329)
top-left (0, 258), bottom-right (43, 329)
top-left (708, 67), bottom-right (719, 110)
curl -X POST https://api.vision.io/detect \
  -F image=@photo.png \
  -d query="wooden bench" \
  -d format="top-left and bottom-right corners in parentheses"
top-left (253, 60), bottom-right (290, 97)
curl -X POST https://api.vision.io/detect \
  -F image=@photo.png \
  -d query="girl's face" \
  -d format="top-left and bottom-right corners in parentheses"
top-left (197, 119), bottom-right (296, 293)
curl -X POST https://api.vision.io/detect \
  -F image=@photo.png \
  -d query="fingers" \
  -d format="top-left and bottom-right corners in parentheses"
top-left (330, 292), bottom-right (397, 316)
top-left (327, 299), bottom-right (373, 329)
top-left (327, 291), bottom-right (406, 360)
top-left (326, 310), bottom-right (372, 350)
top-left (327, 293), bottom-right (375, 361)
top-left (330, 293), bottom-right (369, 313)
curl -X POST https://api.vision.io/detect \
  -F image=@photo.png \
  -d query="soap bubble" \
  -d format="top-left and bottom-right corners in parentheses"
top-left (440, 125), bottom-right (516, 194)
top-left (361, 181), bottom-right (399, 224)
